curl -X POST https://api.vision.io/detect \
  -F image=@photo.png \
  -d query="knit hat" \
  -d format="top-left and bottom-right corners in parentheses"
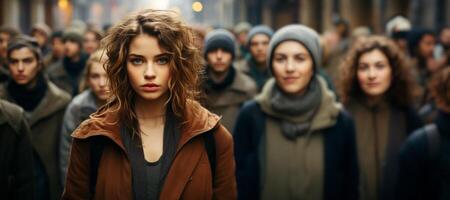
top-left (203, 29), bottom-right (236, 58)
top-left (246, 25), bottom-right (274, 47)
top-left (62, 30), bottom-right (83, 47)
top-left (267, 24), bottom-right (322, 73)
top-left (31, 23), bottom-right (52, 37)
top-left (234, 22), bottom-right (252, 34)
top-left (385, 16), bottom-right (411, 38)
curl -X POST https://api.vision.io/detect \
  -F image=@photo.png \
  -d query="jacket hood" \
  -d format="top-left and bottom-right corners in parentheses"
top-left (256, 75), bottom-right (342, 131)
top-left (72, 100), bottom-right (221, 151)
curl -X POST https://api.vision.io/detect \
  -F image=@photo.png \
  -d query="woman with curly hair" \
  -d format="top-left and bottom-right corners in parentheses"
top-left (339, 36), bottom-right (423, 200)
top-left (62, 9), bottom-right (236, 199)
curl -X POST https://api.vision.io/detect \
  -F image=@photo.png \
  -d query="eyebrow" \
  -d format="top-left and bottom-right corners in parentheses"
top-left (128, 53), bottom-right (171, 58)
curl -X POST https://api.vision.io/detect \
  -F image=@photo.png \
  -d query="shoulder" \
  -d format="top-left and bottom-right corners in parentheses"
top-left (212, 124), bottom-right (234, 149)
top-left (48, 81), bottom-right (71, 104)
top-left (0, 99), bottom-right (26, 132)
top-left (232, 71), bottom-right (258, 94)
top-left (234, 59), bottom-right (250, 73)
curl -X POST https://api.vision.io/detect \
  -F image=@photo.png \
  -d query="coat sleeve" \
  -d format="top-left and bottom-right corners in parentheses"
top-left (12, 114), bottom-right (35, 200)
top-left (60, 102), bottom-right (80, 184)
top-left (213, 125), bottom-right (237, 200)
top-left (342, 112), bottom-right (359, 200)
top-left (61, 138), bottom-right (91, 200)
top-left (396, 130), bottom-right (428, 200)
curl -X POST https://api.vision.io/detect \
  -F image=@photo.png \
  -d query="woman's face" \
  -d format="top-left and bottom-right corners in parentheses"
top-left (83, 32), bottom-right (100, 54)
top-left (272, 40), bottom-right (314, 95)
top-left (357, 49), bottom-right (392, 98)
top-left (87, 61), bottom-right (110, 101)
top-left (418, 34), bottom-right (436, 58)
top-left (127, 34), bottom-right (171, 102)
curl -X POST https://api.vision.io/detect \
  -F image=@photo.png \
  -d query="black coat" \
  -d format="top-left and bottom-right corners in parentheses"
top-left (0, 100), bottom-right (34, 200)
top-left (397, 110), bottom-right (450, 200)
top-left (233, 100), bottom-right (359, 200)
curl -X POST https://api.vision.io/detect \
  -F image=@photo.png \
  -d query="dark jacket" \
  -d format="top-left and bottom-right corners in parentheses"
top-left (0, 99), bottom-right (34, 200)
top-left (233, 100), bottom-right (359, 200)
top-left (45, 53), bottom-right (88, 96)
top-left (397, 110), bottom-right (450, 200)
top-left (62, 101), bottom-right (237, 200)
top-left (0, 81), bottom-right (71, 200)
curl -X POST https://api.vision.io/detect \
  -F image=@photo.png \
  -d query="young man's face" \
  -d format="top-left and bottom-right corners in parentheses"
top-left (8, 47), bottom-right (41, 85)
top-left (51, 37), bottom-right (65, 59)
top-left (249, 34), bottom-right (270, 65)
top-left (206, 48), bottom-right (233, 74)
top-left (64, 40), bottom-right (81, 58)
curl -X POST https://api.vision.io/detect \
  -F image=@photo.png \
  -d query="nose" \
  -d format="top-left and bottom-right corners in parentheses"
top-left (99, 76), bottom-right (107, 87)
top-left (367, 67), bottom-right (376, 79)
top-left (216, 49), bottom-right (223, 59)
top-left (144, 62), bottom-right (156, 79)
top-left (17, 62), bottom-right (25, 72)
top-left (286, 57), bottom-right (295, 72)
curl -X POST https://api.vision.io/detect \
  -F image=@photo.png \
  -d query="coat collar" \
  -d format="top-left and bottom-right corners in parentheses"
top-left (71, 100), bottom-right (221, 152)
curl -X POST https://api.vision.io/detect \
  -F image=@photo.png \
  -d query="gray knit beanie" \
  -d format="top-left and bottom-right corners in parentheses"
top-left (267, 24), bottom-right (322, 73)
top-left (246, 25), bottom-right (274, 47)
top-left (203, 29), bottom-right (236, 59)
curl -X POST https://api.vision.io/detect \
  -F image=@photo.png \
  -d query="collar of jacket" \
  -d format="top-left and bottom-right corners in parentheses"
top-left (71, 100), bottom-right (221, 152)
top-left (0, 99), bottom-right (24, 132)
top-left (0, 80), bottom-right (70, 126)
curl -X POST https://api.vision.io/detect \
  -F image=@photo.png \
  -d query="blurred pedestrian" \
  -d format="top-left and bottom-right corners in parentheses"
top-left (234, 24), bottom-right (359, 200)
top-left (385, 15), bottom-right (411, 54)
top-left (59, 49), bottom-right (109, 184)
top-left (62, 9), bottom-right (236, 199)
top-left (397, 67), bottom-right (450, 200)
top-left (339, 36), bottom-right (423, 200)
top-left (0, 26), bottom-right (20, 84)
top-left (83, 28), bottom-right (103, 54)
top-left (0, 36), bottom-right (70, 200)
top-left (202, 29), bottom-right (257, 131)
top-left (0, 99), bottom-right (34, 200)
top-left (44, 31), bottom-right (64, 67)
top-left (234, 22), bottom-right (252, 62)
top-left (46, 30), bottom-right (89, 96)
top-left (235, 25), bottom-right (273, 91)
top-left (31, 23), bottom-right (52, 57)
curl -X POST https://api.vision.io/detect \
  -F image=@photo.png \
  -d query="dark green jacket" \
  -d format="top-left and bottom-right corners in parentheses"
top-left (0, 99), bottom-right (34, 200)
top-left (0, 81), bottom-right (71, 200)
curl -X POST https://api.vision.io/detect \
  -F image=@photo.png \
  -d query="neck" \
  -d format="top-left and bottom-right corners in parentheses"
top-left (95, 97), bottom-right (107, 108)
top-left (366, 94), bottom-right (385, 107)
top-left (134, 94), bottom-right (168, 126)
top-left (209, 68), bottom-right (229, 83)
top-left (70, 53), bottom-right (81, 62)
top-left (253, 58), bottom-right (267, 71)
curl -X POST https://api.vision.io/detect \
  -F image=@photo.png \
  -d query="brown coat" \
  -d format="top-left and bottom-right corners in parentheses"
top-left (62, 101), bottom-right (237, 200)
top-left (0, 81), bottom-right (71, 200)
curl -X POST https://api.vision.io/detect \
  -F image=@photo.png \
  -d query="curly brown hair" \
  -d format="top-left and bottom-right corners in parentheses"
top-left (338, 36), bottom-right (419, 107)
top-left (93, 9), bottom-right (203, 136)
top-left (429, 67), bottom-right (450, 112)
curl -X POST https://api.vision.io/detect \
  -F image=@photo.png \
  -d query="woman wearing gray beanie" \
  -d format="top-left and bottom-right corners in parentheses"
top-left (233, 24), bottom-right (359, 200)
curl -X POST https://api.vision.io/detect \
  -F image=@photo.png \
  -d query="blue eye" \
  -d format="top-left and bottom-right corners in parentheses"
top-left (156, 56), bottom-right (170, 65)
top-left (130, 58), bottom-right (143, 65)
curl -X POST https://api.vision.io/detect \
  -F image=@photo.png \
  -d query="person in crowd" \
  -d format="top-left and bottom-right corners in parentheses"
top-left (407, 28), bottom-right (444, 122)
top-left (339, 36), bottom-right (423, 200)
top-left (385, 15), bottom-right (411, 54)
top-left (234, 21), bottom-right (252, 61)
top-left (0, 36), bottom-right (70, 200)
top-left (397, 67), bottom-right (450, 200)
top-left (44, 31), bottom-right (65, 67)
top-left (434, 26), bottom-right (450, 67)
top-left (62, 9), bottom-right (236, 199)
top-left (31, 23), bottom-right (52, 57)
top-left (234, 24), bottom-right (359, 200)
top-left (46, 30), bottom-right (89, 96)
top-left (0, 26), bottom-right (20, 84)
top-left (59, 49), bottom-right (109, 184)
top-left (83, 28), bottom-right (103, 54)
top-left (235, 25), bottom-right (273, 91)
top-left (0, 99), bottom-right (34, 200)
top-left (202, 29), bottom-right (257, 131)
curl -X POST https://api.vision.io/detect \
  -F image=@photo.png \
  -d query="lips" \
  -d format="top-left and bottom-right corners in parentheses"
top-left (141, 83), bottom-right (160, 92)
top-left (366, 82), bottom-right (380, 87)
top-left (283, 77), bottom-right (298, 83)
